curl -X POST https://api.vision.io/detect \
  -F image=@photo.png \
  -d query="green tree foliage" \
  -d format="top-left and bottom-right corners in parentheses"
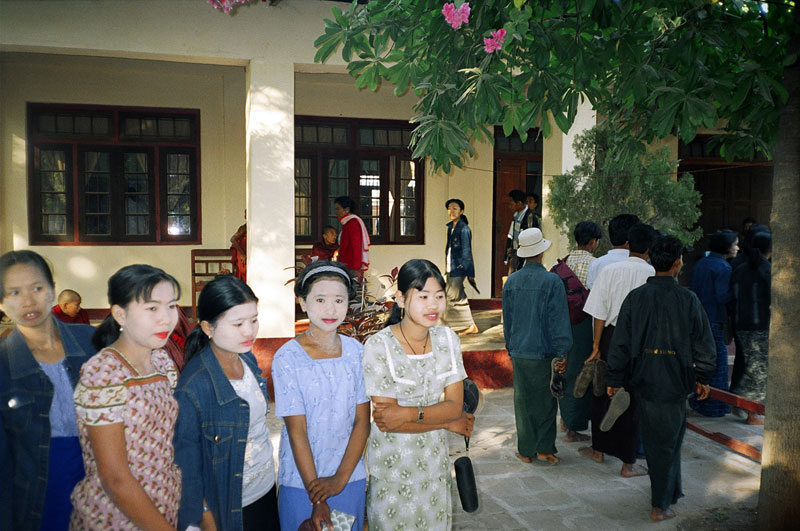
top-left (314, 0), bottom-right (792, 172)
top-left (548, 125), bottom-right (702, 252)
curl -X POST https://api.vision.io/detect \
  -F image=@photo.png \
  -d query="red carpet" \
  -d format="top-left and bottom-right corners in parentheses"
top-left (462, 349), bottom-right (513, 389)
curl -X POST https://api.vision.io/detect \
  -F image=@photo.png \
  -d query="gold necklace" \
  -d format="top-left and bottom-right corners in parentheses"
top-left (398, 322), bottom-right (429, 355)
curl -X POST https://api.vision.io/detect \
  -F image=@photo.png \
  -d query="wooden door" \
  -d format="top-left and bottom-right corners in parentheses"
top-left (493, 159), bottom-right (526, 297)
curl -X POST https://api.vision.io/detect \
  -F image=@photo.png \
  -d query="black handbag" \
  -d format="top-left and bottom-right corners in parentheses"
top-left (455, 379), bottom-right (479, 513)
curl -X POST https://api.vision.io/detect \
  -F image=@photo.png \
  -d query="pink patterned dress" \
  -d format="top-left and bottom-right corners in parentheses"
top-left (70, 348), bottom-right (181, 529)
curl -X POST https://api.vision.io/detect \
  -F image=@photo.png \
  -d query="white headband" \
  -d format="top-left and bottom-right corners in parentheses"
top-left (300, 265), bottom-right (351, 288)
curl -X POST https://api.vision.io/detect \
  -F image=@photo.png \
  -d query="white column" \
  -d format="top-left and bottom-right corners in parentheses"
top-left (542, 98), bottom-right (597, 264)
top-left (246, 60), bottom-right (295, 337)
top-left (561, 96), bottom-right (596, 174)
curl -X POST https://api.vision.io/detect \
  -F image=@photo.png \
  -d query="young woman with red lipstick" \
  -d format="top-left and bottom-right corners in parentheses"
top-left (71, 264), bottom-right (181, 530)
top-left (0, 250), bottom-right (95, 531)
top-left (362, 259), bottom-right (474, 531)
top-left (272, 260), bottom-right (370, 531)
top-left (174, 275), bottom-right (280, 531)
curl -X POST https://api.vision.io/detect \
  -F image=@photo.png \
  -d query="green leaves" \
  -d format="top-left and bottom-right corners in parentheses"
top-left (548, 125), bottom-right (703, 250)
top-left (312, 0), bottom-right (791, 172)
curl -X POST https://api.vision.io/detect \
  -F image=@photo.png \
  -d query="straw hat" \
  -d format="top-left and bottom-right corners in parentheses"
top-left (517, 228), bottom-right (551, 258)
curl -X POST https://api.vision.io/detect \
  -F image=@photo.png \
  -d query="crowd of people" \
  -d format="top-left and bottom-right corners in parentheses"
top-left (502, 212), bottom-right (771, 522)
top-left (0, 247), bottom-right (473, 531)
top-left (1, 193), bottom-right (771, 529)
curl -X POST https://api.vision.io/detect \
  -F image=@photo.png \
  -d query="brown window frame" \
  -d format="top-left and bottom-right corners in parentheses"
top-left (27, 103), bottom-right (201, 245)
top-left (295, 116), bottom-right (425, 245)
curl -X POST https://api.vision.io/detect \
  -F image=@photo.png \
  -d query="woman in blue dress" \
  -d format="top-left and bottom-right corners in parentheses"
top-left (0, 250), bottom-right (95, 531)
top-left (273, 260), bottom-right (370, 531)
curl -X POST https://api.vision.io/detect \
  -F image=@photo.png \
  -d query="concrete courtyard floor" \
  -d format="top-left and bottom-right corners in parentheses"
top-left (265, 309), bottom-right (763, 530)
top-left (266, 386), bottom-right (762, 531)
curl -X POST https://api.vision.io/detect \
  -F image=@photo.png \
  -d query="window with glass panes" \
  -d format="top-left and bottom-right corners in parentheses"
top-left (27, 104), bottom-right (200, 244)
top-left (294, 118), bottom-right (424, 245)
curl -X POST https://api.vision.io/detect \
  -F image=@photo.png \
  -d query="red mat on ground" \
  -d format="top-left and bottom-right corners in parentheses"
top-left (462, 350), bottom-right (513, 389)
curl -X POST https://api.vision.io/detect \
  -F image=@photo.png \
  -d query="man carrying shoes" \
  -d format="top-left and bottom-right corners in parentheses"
top-left (606, 235), bottom-right (716, 521)
top-left (503, 228), bottom-right (572, 465)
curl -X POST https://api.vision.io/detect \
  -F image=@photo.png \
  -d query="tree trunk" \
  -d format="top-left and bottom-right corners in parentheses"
top-left (758, 4), bottom-right (800, 528)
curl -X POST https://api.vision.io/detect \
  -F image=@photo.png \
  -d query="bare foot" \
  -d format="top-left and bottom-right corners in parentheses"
top-left (621, 463), bottom-right (648, 477)
top-left (565, 430), bottom-right (590, 443)
top-left (515, 452), bottom-right (533, 463)
top-left (650, 507), bottom-right (676, 521)
top-left (458, 324), bottom-right (479, 336)
top-left (578, 446), bottom-right (604, 462)
top-left (746, 413), bottom-right (765, 425)
top-left (560, 419), bottom-right (567, 432)
top-left (536, 453), bottom-right (561, 465)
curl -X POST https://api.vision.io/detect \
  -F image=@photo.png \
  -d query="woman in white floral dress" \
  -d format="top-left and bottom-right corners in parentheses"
top-left (363, 259), bottom-right (474, 530)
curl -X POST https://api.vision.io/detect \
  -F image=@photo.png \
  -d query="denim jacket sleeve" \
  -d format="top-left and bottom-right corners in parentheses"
top-left (0, 416), bottom-right (10, 531)
top-left (174, 386), bottom-right (205, 529)
top-left (458, 225), bottom-right (475, 278)
top-left (502, 281), bottom-right (514, 352)
top-left (547, 276), bottom-right (573, 356)
top-left (713, 261), bottom-right (734, 305)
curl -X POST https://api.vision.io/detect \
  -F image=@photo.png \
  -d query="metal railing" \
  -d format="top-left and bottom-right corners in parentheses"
top-left (686, 387), bottom-right (764, 462)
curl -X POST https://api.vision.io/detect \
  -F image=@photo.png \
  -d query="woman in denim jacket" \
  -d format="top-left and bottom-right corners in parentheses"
top-left (441, 199), bottom-right (478, 336)
top-left (0, 250), bottom-right (95, 531)
top-left (174, 275), bottom-right (279, 531)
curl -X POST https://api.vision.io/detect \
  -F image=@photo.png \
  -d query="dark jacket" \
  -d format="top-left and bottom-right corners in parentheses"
top-left (690, 252), bottom-right (734, 324)
top-left (505, 208), bottom-right (540, 271)
top-left (445, 219), bottom-right (475, 278)
top-left (502, 261), bottom-right (573, 359)
top-left (0, 319), bottom-right (95, 531)
top-left (731, 258), bottom-right (771, 331)
top-left (174, 346), bottom-right (269, 531)
top-left (607, 276), bottom-right (717, 402)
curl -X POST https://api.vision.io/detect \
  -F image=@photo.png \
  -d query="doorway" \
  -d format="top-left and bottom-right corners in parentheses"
top-left (492, 129), bottom-right (543, 297)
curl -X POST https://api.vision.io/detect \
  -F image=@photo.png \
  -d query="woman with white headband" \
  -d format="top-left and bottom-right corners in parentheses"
top-left (272, 261), bottom-right (369, 530)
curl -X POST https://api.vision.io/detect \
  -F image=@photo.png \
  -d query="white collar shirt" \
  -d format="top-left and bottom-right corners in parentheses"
top-left (583, 256), bottom-right (655, 327)
top-left (585, 248), bottom-right (629, 289)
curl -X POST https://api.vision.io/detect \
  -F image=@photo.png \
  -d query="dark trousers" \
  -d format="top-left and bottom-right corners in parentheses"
top-left (640, 399), bottom-right (686, 510)
top-left (512, 357), bottom-right (558, 456)
top-left (242, 485), bottom-right (280, 531)
top-left (558, 318), bottom-right (593, 431)
top-left (590, 325), bottom-right (639, 463)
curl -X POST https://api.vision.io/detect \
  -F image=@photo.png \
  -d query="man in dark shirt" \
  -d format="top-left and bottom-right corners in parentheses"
top-left (606, 235), bottom-right (716, 521)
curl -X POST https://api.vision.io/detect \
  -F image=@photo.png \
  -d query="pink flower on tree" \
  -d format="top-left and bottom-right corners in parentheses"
top-left (483, 28), bottom-right (507, 53)
top-left (442, 2), bottom-right (471, 30)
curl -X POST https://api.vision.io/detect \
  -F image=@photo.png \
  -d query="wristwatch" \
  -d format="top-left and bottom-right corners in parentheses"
top-left (416, 405), bottom-right (424, 423)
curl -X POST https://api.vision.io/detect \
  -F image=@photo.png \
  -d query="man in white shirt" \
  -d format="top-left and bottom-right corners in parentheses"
top-left (585, 214), bottom-right (640, 289)
top-left (579, 223), bottom-right (656, 478)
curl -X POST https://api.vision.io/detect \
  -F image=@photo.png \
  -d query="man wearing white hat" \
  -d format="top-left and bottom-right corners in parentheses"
top-left (503, 228), bottom-right (573, 465)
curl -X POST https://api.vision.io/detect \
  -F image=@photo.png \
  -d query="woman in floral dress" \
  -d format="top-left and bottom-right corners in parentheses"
top-left (362, 259), bottom-right (474, 530)
top-left (70, 265), bottom-right (181, 530)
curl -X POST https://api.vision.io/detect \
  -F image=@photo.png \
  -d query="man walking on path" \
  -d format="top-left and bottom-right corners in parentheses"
top-left (504, 228), bottom-right (572, 465)
top-left (504, 189), bottom-right (539, 274)
top-left (579, 223), bottom-right (656, 477)
top-left (585, 214), bottom-right (639, 289)
top-left (606, 235), bottom-right (716, 521)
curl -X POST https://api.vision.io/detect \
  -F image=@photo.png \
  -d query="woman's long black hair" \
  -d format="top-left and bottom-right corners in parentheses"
top-left (445, 198), bottom-right (469, 225)
top-left (385, 259), bottom-right (446, 327)
top-left (92, 264), bottom-right (181, 351)
top-left (184, 274), bottom-right (258, 362)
